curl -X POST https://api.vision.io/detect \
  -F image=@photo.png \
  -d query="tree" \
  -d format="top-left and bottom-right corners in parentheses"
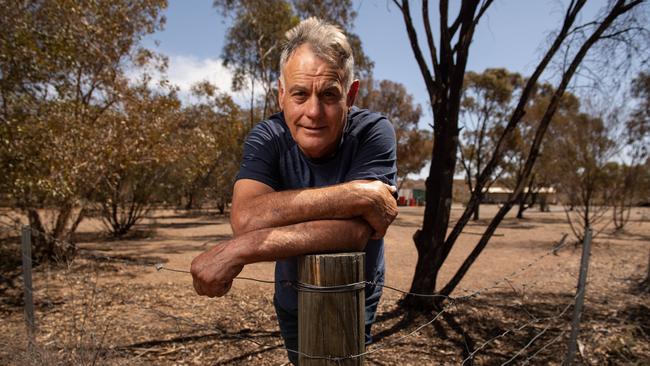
top-left (170, 81), bottom-right (246, 212)
top-left (552, 113), bottom-right (617, 242)
top-left (611, 72), bottom-right (650, 229)
top-left (392, 0), bottom-right (647, 310)
top-left (214, 0), bottom-right (298, 128)
top-left (458, 68), bottom-right (523, 220)
top-left (502, 86), bottom-right (581, 218)
top-left (356, 77), bottom-right (432, 188)
top-left (94, 78), bottom-right (181, 238)
top-left (0, 0), bottom-right (167, 261)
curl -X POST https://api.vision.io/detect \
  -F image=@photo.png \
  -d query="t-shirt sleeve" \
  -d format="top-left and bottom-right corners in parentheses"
top-left (235, 122), bottom-right (281, 191)
top-left (344, 116), bottom-right (398, 189)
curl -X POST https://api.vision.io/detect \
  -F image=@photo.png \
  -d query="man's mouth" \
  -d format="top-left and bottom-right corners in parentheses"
top-left (301, 126), bottom-right (326, 131)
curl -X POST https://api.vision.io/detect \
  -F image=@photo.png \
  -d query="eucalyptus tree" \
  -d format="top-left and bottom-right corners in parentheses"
top-left (0, 0), bottom-right (167, 261)
top-left (458, 68), bottom-right (523, 220)
top-left (171, 81), bottom-right (245, 212)
top-left (612, 72), bottom-right (650, 230)
top-left (94, 78), bottom-right (181, 238)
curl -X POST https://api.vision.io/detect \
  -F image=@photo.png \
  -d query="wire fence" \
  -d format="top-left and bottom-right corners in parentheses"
top-left (0, 216), bottom-right (647, 365)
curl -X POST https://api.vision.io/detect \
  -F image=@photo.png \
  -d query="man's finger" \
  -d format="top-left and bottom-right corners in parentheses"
top-left (387, 185), bottom-right (397, 193)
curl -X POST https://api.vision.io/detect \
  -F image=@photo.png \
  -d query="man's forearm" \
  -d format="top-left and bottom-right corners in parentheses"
top-left (190, 218), bottom-right (373, 297)
top-left (231, 179), bottom-right (391, 236)
top-left (231, 218), bottom-right (373, 265)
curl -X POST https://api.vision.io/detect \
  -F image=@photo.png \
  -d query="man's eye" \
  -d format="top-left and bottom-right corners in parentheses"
top-left (292, 92), bottom-right (307, 101)
top-left (322, 91), bottom-right (339, 100)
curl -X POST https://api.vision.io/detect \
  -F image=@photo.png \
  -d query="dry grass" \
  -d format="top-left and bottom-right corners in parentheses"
top-left (1, 205), bottom-right (648, 365)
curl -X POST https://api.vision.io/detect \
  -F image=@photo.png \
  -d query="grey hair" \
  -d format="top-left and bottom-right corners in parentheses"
top-left (279, 17), bottom-right (355, 90)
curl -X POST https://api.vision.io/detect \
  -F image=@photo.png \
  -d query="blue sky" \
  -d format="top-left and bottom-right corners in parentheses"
top-left (142, 0), bottom-right (608, 113)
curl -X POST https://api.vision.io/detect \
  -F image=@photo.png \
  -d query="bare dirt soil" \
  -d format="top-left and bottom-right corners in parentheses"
top-left (1, 205), bottom-right (648, 365)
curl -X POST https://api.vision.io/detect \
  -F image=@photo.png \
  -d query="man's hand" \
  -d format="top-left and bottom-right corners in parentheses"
top-left (354, 181), bottom-right (398, 239)
top-left (190, 241), bottom-right (244, 298)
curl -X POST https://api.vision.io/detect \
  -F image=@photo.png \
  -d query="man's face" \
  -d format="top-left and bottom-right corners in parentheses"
top-left (278, 44), bottom-right (358, 159)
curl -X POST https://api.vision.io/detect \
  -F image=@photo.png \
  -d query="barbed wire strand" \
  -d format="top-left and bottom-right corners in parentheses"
top-left (500, 316), bottom-right (557, 365)
top-left (461, 298), bottom-right (575, 365)
top-left (521, 330), bottom-right (568, 365)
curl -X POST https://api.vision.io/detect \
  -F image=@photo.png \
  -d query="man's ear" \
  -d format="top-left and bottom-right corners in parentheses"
top-left (346, 79), bottom-right (360, 107)
top-left (277, 78), bottom-right (284, 111)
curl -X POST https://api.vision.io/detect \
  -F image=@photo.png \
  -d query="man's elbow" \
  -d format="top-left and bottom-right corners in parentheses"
top-left (230, 210), bottom-right (251, 237)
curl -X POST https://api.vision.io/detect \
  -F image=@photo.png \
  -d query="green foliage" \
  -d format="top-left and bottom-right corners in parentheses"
top-left (0, 0), bottom-right (168, 259)
top-left (170, 81), bottom-right (247, 211)
top-left (604, 72), bottom-right (650, 230)
top-left (458, 68), bottom-right (524, 218)
top-left (93, 79), bottom-right (181, 237)
top-left (215, 0), bottom-right (299, 123)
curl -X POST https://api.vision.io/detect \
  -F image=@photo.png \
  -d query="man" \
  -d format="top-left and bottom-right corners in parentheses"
top-left (190, 17), bottom-right (397, 364)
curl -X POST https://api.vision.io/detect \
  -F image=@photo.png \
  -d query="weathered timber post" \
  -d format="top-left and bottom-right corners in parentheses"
top-left (564, 228), bottom-right (592, 365)
top-left (21, 226), bottom-right (35, 351)
top-left (298, 253), bottom-right (365, 365)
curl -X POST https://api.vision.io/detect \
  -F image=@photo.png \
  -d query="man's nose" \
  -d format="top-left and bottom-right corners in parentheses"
top-left (304, 94), bottom-right (323, 120)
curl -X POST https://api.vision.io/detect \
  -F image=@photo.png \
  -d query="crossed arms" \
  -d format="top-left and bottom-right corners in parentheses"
top-left (190, 178), bottom-right (397, 297)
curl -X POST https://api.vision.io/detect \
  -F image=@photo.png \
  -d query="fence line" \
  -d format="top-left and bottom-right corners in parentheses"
top-left (463, 297), bottom-right (575, 365)
top-left (2, 219), bottom-right (582, 364)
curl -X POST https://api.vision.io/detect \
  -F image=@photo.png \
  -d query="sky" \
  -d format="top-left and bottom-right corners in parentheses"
top-left (141, 0), bottom-right (609, 113)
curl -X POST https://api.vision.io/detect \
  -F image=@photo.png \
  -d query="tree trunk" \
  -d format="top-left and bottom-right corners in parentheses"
top-left (402, 112), bottom-right (460, 310)
top-left (516, 200), bottom-right (525, 219)
top-left (613, 200), bottom-right (632, 231)
top-left (639, 247), bottom-right (650, 292)
top-left (472, 203), bottom-right (480, 221)
top-left (539, 195), bottom-right (548, 212)
top-left (185, 191), bottom-right (194, 210)
top-left (397, 0), bottom-right (491, 310)
top-left (27, 209), bottom-right (51, 262)
top-left (26, 207), bottom-right (78, 264)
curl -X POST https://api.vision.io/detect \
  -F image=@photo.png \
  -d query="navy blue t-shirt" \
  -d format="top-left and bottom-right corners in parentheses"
top-left (235, 106), bottom-right (397, 314)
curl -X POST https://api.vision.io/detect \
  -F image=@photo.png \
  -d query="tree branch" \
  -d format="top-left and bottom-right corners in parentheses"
top-left (394, 0), bottom-right (437, 99)
top-left (422, 0), bottom-right (440, 76)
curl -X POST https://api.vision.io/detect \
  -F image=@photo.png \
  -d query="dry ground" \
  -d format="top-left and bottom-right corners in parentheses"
top-left (0, 205), bottom-right (648, 365)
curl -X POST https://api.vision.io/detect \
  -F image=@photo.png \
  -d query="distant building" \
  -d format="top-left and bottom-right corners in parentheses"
top-left (398, 179), bottom-right (426, 206)
top-left (398, 179), bottom-right (469, 206)
top-left (482, 186), bottom-right (557, 205)
top-left (398, 179), bottom-right (557, 206)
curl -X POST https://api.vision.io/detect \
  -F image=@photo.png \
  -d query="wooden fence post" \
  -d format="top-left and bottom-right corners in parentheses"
top-left (21, 226), bottom-right (35, 351)
top-left (298, 253), bottom-right (365, 365)
top-left (564, 228), bottom-right (592, 365)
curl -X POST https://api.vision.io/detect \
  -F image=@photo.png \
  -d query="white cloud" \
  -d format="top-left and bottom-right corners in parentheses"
top-left (128, 54), bottom-right (257, 106)
top-left (166, 55), bottom-right (233, 94)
